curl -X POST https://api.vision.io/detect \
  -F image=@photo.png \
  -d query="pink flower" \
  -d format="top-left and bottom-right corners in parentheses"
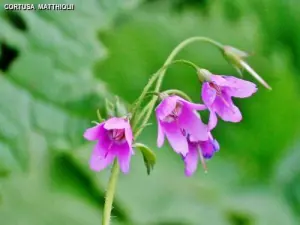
top-left (183, 133), bottom-right (219, 176)
top-left (202, 75), bottom-right (257, 129)
top-left (155, 95), bottom-right (208, 156)
top-left (83, 117), bottom-right (134, 174)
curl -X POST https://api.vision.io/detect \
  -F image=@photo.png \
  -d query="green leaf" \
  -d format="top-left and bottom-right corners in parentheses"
top-left (134, 143), bottom-right (156, 175)
top-left (95, 1), bottom-right (300, 224)
top-left (0, 1), bottom-right (141, 224)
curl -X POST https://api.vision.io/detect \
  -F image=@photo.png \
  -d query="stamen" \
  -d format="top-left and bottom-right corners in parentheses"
top-left (181, 128), bottom-right (186, 137)
top-left (163, 102), bottom-right (183, 122)
top-left (109, 129), bottom-right (126, 142)
top-left (104, 142), bottom-right (114, 158)
top-left (209, 82), bottom-right (222, 96)
top-left (219, 95), bottom-right (230, 108)
top-left (209, 82), bottom-right (235, 113)
top-left (198, 146), bottom-right (208, 173)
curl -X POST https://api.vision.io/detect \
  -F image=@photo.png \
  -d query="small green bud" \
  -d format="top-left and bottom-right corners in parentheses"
top-left (159, 92), bottom-right (169, 100)
top-left (197, 68), bottom-right (213, 82)
top-left (224, 46), bottom-right (249, 59)
top-left (223, 46), bottom-right (248, 76)
top-left (223, 46), bottom-right (271, 90)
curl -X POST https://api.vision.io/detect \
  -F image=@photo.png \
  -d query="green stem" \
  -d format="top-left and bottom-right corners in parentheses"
top-left (130, 59), bottom-right (197, 124)
top-left (101, 36), bottom-right (224, 224)
top-left (171, 59), bottom-right (200, 71)
top-left (102, 160), bottom-right (120, 225)
top-left (130, 72), bottom-right (160, 121)
top-left (132, 101), bottom-right (153, 130)
top-left (134, 36), bottom-right (223, 138)
top-left (163, 89), bottom-right (193, 102)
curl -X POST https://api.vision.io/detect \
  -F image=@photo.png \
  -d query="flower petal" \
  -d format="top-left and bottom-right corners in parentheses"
top-left (175, 96), bottom-right (207, 111)
top-left (89, 139), bottom-right (115, 171)
top-left (156, 118), bottom-right (165, 148)
top-left (199, 135), bottom-right (219, 159)
top-left (211, 75), bottom-right (228, 86)
top-left (161, 122), bottom-right (188, 156)
top-left (223, 76), bottom-right (257, 98)
top-left (212, 94), bottom-right (242, 122)
top-left (117, 144), bottom-right (132, 174)
top-left (201, 82), bottom-right (216, 106)
top-left (104, 117), bottom-right (129, 130)
top-left (184, 142), bottom-right (199, 176)
top-left (178, 105), bottom-right (208, 141)
top-left (125, 126), bottom-right (133, 148)
top-left (208, 109), bottom-right (218, 130)
top-left (155, 96), bottom-right (177, 121)
top-left (83, 123), bottom-right (105, 141)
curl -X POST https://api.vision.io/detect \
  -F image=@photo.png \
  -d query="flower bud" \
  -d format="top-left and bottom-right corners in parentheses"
top-left (223, 46), bottom-right (271, 90)
top-left (159, 92), bottom-right (169, 100)
top-left (197, 68), bottom-right (213, 82)
top-left (224, 46), bottom-right (249, 60)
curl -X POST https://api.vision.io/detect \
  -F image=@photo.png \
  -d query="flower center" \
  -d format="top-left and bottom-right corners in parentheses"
top-left (163, 102), bottom-right (183, 123)
top-left (208, 82), bottom-right (231, 107)
top-left (209, 82), bottom-right (222, 96)
top-left (109, 129), bottom-right (126, 143)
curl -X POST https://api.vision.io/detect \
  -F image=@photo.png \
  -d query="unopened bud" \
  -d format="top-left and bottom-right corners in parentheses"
top-left (223, 46), bottom-right (271, 90)
top-left (223, 46), bottom-right (248, 75)
top-left (159, 92), bottom-right (169, 100)
top-left (224, 46), bottom-right (249, 59)
top-left (197, 68), bottom-right (213, 82)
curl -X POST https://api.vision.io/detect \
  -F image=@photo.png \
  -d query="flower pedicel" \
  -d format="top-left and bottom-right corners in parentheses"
top-left (82, 36), bottom-right (271, 225)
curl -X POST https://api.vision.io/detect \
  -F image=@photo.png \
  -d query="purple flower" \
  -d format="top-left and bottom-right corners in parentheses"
top-left (83, 117), bottom-right (134, 174)
top-left (202, 75), bottom-right (257, 129)
top-left (155, 95), bottom-right (208, 156)
top-left (183, 133), bottom-right (220, 176)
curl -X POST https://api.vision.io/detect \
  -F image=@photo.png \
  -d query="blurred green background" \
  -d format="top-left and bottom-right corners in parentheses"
top-left (1, 0), bottom-right (300, 224)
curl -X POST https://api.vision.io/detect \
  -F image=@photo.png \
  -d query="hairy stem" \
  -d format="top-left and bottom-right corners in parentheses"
top-left (101, 36), bottom-right (224, 224)
top-left (133, 102), bottom-right (153, 130)
top-left (102, 160), bottom-right (120, 225)
top-left (163, 89), bottom-right (193, 102)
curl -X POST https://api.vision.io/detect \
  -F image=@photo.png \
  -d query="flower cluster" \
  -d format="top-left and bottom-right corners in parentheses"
top-left (84, 72), bottom-right (257, 176)
top-left (155, 74), bottom-right (257, 176)
top-left (85, 37), bottom-right (272, 225)
top-left (83, 38), bottom-right (269, 178)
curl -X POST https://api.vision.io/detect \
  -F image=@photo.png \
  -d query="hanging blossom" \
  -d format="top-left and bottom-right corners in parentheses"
top-left (183, 132), bottom-right (220, 176)
top-left (155, 95), bottom-right (208, 156)
top-left (201, 73), bottom-right (257, 129)
top-left (83, 117), bottom-right (134, 174)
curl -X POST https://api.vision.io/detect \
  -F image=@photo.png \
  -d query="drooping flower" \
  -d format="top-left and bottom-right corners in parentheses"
top-left (201, 75), bottom-right (257, 129)
top-left (155, 95), bottom-right (208, 156)
top-left (183, 133), bottom-right (220, 176)
top-left (83, 117), bottom-right (134, 173)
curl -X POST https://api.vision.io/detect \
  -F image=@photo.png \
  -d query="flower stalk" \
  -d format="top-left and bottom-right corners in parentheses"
top-left (163, 89), bottom-right (193, 102)
top-left (133, 37), bottom-right (224, 138)
top-left (95, 36), bottom-right (265, 225)
top-left (102, 160), bottom-right (120, 225)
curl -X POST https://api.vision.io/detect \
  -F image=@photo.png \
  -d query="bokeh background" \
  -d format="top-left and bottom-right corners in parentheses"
top-left (1, 0), bottom-right (300, 224)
